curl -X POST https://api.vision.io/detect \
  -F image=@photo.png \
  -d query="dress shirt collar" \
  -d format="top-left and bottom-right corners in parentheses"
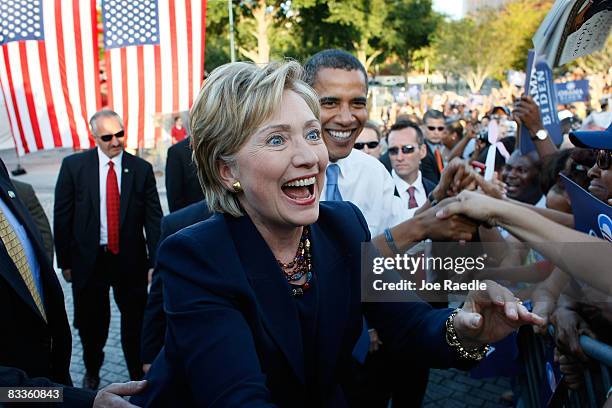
top-left (97, 147), bottom-right (123, 168)
top-left (392, 170), bottom-right (423, 193)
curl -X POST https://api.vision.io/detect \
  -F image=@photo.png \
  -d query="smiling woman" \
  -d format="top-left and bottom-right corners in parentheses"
top-left (133, 60), bottom-right (543, 408)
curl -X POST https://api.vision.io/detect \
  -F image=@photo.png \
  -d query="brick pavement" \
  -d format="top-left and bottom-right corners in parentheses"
top-left (13, 149), bottom-right (511, 406)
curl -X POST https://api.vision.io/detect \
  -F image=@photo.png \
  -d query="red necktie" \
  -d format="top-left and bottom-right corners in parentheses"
top-left (106, 161), bottom-right (120, 254)
top-left (434, 148), bottom-right (445, 173)
top-left (407, 186), bottom-right (418, 209)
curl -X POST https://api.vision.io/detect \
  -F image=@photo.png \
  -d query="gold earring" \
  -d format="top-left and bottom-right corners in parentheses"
top-left (232, 181), bottom-right (242, 193)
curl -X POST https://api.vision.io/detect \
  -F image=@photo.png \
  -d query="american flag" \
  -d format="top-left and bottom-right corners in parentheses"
top-left (0, 0), bottom-right (100, 155)
top-left (102, 0), bottom-right (207, 149)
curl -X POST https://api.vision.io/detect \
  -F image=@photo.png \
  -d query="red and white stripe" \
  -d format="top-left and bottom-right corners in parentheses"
top-left (0, 0), bottom-right (100, 155)
top-left (104, 0), bottom-right (207, 150)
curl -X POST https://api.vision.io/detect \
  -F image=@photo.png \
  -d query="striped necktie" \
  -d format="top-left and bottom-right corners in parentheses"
top-left (0, 207), bottom-right (46, 321)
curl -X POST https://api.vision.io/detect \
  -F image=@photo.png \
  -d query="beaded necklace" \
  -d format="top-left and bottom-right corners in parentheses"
top-left (277, 227), bottom-right (312, 297)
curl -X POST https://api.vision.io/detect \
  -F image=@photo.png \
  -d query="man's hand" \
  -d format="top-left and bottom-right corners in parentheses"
top-left (417, 199), bottom-right (478, 241)
top-left (432, 158), bottom-right (477, 201)
top-left (555, 348), bottom-right (585, 390)
top-left (454, 280), bottom-right (544, 348)
top-left (513, 95), bottom-right (544, 136)
top-left (368, 329), bottom-right (383, 354)
top-left (62, 269), bottom-right (72, 283)
top-left (93, 380), bottom-right (147, 407)
top-left (550, 307), bottom-right (595, 362)
top-left (474, 172), bottom-right (507, 200)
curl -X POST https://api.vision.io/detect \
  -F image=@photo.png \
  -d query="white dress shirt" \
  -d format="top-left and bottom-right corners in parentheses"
top-left (391, 170), bottom-right (427, 220)
top-left (320, 149), bottom-right (410, 236)
top-left (98, 148), bottom-right (123, 245)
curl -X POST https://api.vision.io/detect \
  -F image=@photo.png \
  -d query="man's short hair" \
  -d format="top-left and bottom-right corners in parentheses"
top-left (89, 109), bottom-right (122, 136)
top-left (303, 49), bottom-right (368, 89)
top-left (423, 109), bottom-right (445, 123)
top-left (388, 120), bottom-right (424, 145)
top-left (363, 121), bottom-right (382, 140)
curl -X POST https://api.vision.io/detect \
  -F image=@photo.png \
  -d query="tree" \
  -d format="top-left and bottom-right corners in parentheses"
top-left (323, 0), bottom-right (389, 70)
top-left (428, 0), bottom-right (552, 92)
top-left (382, 0), bottom-right (441, 84)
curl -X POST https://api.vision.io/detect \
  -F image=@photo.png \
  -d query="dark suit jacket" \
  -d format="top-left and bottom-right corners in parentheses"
top-left (54, 148), bottom-right (162, 291)
top-left (133, 202), bottom-right (466, 407)
top-left (141, 200), bottom-right (212, 363)
top-left (420, 143), bottom-right (442, 184)
top-left (165, 137), bottom-right (204, 213)
top-left (0, 160), bottom-right (95, 406)
top-left (11, 179), bottom-right (54, 262)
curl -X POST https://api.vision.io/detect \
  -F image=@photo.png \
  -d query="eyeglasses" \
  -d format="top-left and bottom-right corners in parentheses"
top-left (99, 130), bottom-right (125, 142)
top-left (427, 126), bottom-right (445, 132)
top-left (388, 145), bottom-right (416, 156)
top-left (596, 149), bottom-right (612, 170)
top-left (354, 141), bottom-right (379, 150)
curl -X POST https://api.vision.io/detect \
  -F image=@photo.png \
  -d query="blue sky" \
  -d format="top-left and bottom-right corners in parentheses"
top-left (432, 0), bottom-right (464, 20)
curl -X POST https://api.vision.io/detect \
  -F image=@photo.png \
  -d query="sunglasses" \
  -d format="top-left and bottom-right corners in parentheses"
top-left (99, 130), bottom-right (125, 142)
top-left (388, 145), bottom-right (416, 156)
top-left (596, 149), bottom-right (612, 170)
top-left (427, 126), bottom-right (445, 132)
top-left (354, 141), bottom-right (379, 150)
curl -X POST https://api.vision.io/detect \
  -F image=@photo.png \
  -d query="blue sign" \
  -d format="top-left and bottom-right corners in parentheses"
top-left (519, 50), bottom-right (562, 154)
top-left (555, 80), bottom-right (590, 105)
top-left (561, 174), bottom-right (612, 242)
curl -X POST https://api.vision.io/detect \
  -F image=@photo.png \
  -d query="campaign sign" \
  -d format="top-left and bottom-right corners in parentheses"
top-left (555, 80), bottom-right (590, 105)
top-left (520, 51), bottom-right (562, 154)
top-left (561, 174), bottom-right (612, 242)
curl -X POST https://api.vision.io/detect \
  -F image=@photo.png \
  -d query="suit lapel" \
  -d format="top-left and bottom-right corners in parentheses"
top-left (226, 215), bottom-right (306, 384)
top-left (120, 152), bottom-right (133, 226)
top-left (0, 177), bottom-right (47, 322)
top-left (88, 149), bottom-right (100, 223)
top-left (309, 222), bottom-right (351, 390)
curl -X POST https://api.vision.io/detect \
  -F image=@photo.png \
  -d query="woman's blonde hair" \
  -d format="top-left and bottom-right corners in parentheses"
top-left (190, 60), bottom-right (320, 217)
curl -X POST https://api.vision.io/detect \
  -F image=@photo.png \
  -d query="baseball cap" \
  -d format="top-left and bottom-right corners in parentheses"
top-left (569, 123), bottom-right (612, 150)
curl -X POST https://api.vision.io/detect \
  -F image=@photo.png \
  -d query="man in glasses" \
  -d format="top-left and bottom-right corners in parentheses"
top-left (420, 109), bottom-right (446, 183)
top-left (571, 123), bottom-right (612, 206)
top-left (54, 109), bottom-right (162, 389)
top-left (388, 120), bottom-right (437, 219)
top-left (354, 121), bottom-right (382, 159)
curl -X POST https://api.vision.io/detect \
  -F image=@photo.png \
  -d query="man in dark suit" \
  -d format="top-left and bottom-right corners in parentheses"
top-left (11, 178), bottom-right (54, 261)
top-left (141, 200), bottom-right (212, 372)
top-left (419, 109), bottom-right (446, 183)
top-left (0, 158), bottom-right (146, 407)
top-left (388, 120), bottom-right (438, 218)
top-left (54, 109), bottom-right (162, 389)
top-left (165, 136), bottom-right (204, 212)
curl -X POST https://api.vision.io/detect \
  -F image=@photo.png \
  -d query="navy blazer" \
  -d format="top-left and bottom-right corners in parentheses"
top-left (141, 200), bottom-right (213, 363)
top-left (133, 201), bottom-right (463, 407)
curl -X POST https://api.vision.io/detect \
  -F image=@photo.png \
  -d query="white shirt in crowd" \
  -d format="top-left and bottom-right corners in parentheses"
top-left (320, 148), bottom-right (409, 236)
top-left (391, 170), bottom-right (427, 220)
top-left (97, 147), bottom-right (123, 245)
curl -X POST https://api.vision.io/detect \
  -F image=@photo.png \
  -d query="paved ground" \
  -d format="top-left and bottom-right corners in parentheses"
top-left (1, 148), bottom-right (512, 406)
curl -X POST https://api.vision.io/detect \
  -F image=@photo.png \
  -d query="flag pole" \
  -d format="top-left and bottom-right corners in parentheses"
top-left (228, 0), bottom-right (236, 62)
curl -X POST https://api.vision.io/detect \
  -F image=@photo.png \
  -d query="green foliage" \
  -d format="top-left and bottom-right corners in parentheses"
top-left (382, 0), bottom-right (441, 70)
top-left (427, 0), bottom-right (552, 91)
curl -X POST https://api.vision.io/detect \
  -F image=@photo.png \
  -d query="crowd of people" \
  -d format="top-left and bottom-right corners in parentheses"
top-left (0, 47), bottom-right (610, 408)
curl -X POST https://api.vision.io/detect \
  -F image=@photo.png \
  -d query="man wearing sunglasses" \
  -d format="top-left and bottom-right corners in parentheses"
top-left (354, 121), bottom-right (382, 159)
top-left (54, 109), bottom-right (162, 389)
top-left (570, 123), bottom-right (612, 206)
top-left (388, 121), bottom-right (437, 219)
top-left (420, 109), bottom-right (447, 183)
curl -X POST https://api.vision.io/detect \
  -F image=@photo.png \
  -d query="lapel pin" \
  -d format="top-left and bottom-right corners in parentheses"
top-left (8, 190), bottom-right (16, 199)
